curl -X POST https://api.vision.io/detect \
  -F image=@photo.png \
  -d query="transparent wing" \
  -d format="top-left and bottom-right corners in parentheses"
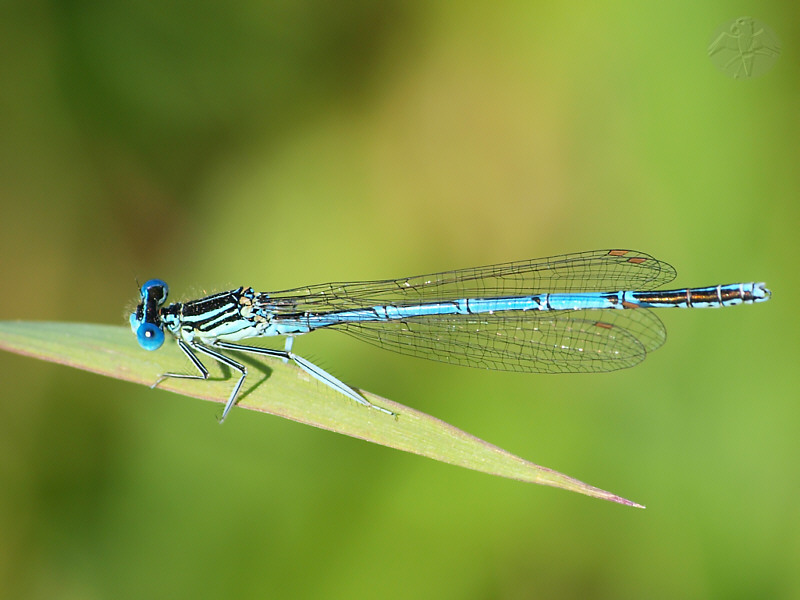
top-left (261, 249), bottom-right (677, 314)
top-left (332, 307), bottom-right (667, 374)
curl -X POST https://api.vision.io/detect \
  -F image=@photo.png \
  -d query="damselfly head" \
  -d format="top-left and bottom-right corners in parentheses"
top-left (130, 279), bottom-right (170, 351)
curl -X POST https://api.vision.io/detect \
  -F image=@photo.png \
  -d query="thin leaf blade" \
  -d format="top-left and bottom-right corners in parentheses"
top-left (0, 320), bottom-right (643, 507)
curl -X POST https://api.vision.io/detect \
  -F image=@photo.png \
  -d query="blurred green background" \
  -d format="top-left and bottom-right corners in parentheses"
top-left (1, 2), bottom-right (798, 598)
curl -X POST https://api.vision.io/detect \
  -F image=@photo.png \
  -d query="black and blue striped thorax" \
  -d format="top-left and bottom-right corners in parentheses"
top-left (160, 287), bottom-right (312, 343)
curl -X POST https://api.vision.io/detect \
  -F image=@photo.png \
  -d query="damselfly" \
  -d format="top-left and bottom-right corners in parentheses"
top-left (130, 249), bottom-right (770, 422)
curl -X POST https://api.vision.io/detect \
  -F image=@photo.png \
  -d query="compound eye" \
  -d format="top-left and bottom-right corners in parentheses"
top-left (136, 322), bottom-right (165, 351)
top-left (140, 279), bottom-right (169, 305)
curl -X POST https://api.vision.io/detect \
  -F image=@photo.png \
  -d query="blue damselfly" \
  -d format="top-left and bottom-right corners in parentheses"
top-left (130, 249), bottom-right (770, 421)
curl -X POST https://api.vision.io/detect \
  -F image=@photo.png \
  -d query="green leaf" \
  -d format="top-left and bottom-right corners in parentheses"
top-left (0, 321), bottom-right (643, 507)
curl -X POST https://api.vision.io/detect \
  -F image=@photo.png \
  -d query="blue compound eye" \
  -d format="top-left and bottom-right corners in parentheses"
top-left (140, 279), bottom-right (169, 305)
top-left (136, 322), bottom-right (165, 351)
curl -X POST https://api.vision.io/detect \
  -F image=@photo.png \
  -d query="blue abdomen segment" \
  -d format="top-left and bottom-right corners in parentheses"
top-left (304, 297), bottom-right (548, 327)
